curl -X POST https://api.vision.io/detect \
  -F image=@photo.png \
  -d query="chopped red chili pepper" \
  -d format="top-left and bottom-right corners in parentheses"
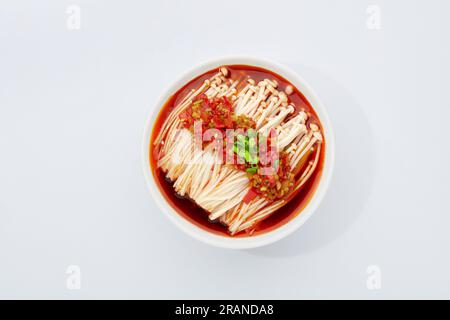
top-left (180, 96), bottom-right (294, 202)
top-left (180, 95), bottom-right (250, 132)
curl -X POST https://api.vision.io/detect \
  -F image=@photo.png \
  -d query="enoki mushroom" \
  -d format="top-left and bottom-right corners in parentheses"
top-left (154, 67), bottom-right (323, 235)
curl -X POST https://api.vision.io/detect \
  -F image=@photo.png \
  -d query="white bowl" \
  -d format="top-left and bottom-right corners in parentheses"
top-left (142, 57), bottom-right (335, 249)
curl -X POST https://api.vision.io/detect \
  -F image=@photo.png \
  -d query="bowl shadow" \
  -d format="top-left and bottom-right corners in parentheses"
top-left (247, 63), bottom-right (376, 257)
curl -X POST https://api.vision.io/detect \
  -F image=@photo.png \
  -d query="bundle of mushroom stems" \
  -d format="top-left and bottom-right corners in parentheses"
top-left (155, 67), bottom-right (323, 235)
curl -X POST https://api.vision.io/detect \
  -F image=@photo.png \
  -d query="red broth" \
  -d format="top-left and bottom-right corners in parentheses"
top-left (149, 65), bottom-right (325, 237)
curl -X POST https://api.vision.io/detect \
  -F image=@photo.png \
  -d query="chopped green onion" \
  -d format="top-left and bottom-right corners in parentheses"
top-left (233, 132), bottom-right (260, 165)
top-left (274, 159), bottom-right (280, 171)
top-left (246, 167), bottom-right (257, 174)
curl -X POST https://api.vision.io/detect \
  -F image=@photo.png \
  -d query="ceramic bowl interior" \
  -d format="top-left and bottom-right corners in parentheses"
top-left (142, 57), bottom-right (335, 249)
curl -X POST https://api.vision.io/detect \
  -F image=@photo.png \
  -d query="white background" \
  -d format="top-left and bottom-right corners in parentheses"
top-left (1, 0), bottom-right (449, 299)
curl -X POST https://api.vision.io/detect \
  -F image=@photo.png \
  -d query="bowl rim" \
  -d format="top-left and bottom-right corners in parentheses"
top-left (142, 56), bottom-right (335, 249)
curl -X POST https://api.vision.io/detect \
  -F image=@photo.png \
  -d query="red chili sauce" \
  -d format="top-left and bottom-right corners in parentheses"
top-left (149, 65), bottom-right (325, 237)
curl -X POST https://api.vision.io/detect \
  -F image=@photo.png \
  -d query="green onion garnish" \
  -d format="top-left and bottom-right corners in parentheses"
top-left (246, 167), bottom-right (257, 174)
